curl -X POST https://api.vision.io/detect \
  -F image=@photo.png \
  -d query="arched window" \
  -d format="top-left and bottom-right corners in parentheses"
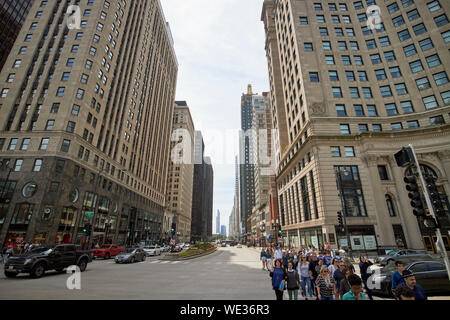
top-left (386, 195), bottom-right (396, 217)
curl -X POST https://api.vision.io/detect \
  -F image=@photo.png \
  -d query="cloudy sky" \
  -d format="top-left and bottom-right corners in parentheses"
top-left (160, 0), bottom-right (269, 233)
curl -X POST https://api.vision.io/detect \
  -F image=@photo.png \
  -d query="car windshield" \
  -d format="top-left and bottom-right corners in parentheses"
top-left (123, 248), bottom-right (137, 254)
top-left (27, 247), bottom-right (50, 254)
top-left (101, 245), bottom-right (112, 249)
top-left (42, 249), bottom-right (53, 255)
top-left (387, 250), bottom-right (399, 256)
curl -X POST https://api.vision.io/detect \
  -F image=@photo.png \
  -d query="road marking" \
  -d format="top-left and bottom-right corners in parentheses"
top-left (171, 261), bottom-right (181, 264)
top-left (149, 260), bottom-right (160, 264)
top-left (160, 261), bottom-right (170, 264)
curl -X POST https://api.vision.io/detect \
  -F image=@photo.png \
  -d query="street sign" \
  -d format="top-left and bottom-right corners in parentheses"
top-left (85, 211), bottom-right (95, 219)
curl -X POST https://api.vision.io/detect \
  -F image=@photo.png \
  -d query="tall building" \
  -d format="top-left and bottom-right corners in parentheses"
top-left (220, 225), bottom-right (226, 237)
top-left (0, 0), bottom-right (35, 73)
top-left (215, 209), bottom-right (220, 234)
top-left (190, 131), bottom-right (214, 242)
top-left (262, 0), bottom-right (450, 253)
top-left (166, 101), bottom-right (195, 243)
top-left (239, 84), bottom-right (256, 242)
top-left (0, 0), bottom-right (178, 248)
top-left (204, 157), bottom-right (214, 240)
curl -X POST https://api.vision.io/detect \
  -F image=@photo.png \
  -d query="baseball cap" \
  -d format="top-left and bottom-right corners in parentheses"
top-left (402, 270), bottom-right (415, 279)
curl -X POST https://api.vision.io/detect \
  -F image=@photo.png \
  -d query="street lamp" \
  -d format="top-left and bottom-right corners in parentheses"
top-left (336, 166), bottom-right (352, 258)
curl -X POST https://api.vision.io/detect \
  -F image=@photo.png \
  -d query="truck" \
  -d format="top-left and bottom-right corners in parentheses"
top-left (4, 244), bottom-right (92, 278)
top-left (92, 244), bottom-right (125, 259)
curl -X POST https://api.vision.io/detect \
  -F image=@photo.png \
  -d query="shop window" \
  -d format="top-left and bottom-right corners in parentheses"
top-left (11, 203), bottom-right (34, 225)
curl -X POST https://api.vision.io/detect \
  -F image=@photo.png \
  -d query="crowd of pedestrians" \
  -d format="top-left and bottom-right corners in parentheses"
top-left (1, 242), bottom-right (40, 265)
top-left (262, 245), bottom-right (429, 301)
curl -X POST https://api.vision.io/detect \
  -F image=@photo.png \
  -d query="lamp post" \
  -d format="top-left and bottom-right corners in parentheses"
top-left (336, 166), bottom-right (352, 258)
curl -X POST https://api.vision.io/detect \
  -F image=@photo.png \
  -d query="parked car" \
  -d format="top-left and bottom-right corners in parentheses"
top-left (143, 245), bottom-right (161, 257)
top-left (170, 245), bottom-right (182, 253)
top-left (162, 245), bottom-right (171, 252)
top-left (92, 244), bottom-right (125, 259)
top-left (375, 249), bottom-right (432, 266)
top-left (4, 244), bottom-right (92, 278)
top-left (114, 248), bottom-right (146, 264)
top-left (370, 257), bottom-right (450, 297)
top-left (237, 244), bottom-right (242, 248)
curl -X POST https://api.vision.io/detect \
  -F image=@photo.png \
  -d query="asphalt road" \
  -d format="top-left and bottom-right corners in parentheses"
top-left (0, 247), bottom-right (275, 300)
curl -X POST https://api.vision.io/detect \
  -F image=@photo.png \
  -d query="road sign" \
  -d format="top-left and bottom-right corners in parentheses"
top-left (85, 211), bottom-right (95, 219)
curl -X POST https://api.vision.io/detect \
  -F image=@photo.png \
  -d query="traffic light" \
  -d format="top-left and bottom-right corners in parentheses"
top-left (278, 227), bottom-right (282, 236)
top-left (425, 174), bottom-right (447, 216)
top-left (337, 211), bottom-right (344, 228)
top-left (171, 223), bottom-right (176, 236)
top-left (82, 224), bottom-right (88, 233)
top-left (394, 147), bottom-right (414, 167)
top-left (404, 175), bottom-right (425, 217)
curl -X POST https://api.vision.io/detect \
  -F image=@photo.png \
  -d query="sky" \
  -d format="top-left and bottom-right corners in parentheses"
top-left (160, 0), bottom-right (269, 234)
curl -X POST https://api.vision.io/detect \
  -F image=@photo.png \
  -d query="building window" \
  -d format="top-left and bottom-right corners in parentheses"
top-left (309, 72), bottom-right (319, 82)
top-left (300, 17), bottom-right (308, 24)
top-left (336, 104), bottom-right (346, 116)
top-left (61, 139), bottom-right (71, 152)
top-left (340, 124), bottom-right (351, 135)
top-left (45, 120), bottom-right (55, 130)
top-left (33, 159), bottom-right (43, 172)
top-left (391, 122), bottom-right (403, 130)
top-left (407, 120), bottom-right (420, 128)
top-left (400, 101), bottom-right (414, 113)
top-left (423, 95), bottom-right (438, 109)
top-left (331, 146), bottom-right (341, 157)
top-left (344, 147), bottom-right (355, 157)
top-left (378, 166), bottom-right (389, 180)
top-left (430, 115), bottom-right (445, 125)
top-left (334, 166), bottom-right (367, 217)
top-left (433, 72), bottom-right (448, 86)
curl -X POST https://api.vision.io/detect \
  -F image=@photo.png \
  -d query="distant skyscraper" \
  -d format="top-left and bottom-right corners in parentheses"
top-left (216, 210), bottom-right (221, 234)
top-left (0, 0), bottom-right (35, 73)
top-left (239, 84), bottom-right (256, 242)
top-left (191, 132), bottom-right (214, 242)
top-left (220, 225), bottom-right (226, 237)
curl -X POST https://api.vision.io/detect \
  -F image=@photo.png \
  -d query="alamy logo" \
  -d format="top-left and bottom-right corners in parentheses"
top-left (67, 5), bottom-right (81, 30)
top-left (66, 265), bottom-right (81, 290)
top-left (366, 267), bottom-right (383, 290)
top-left (367, 5), bottom-right (383, 31)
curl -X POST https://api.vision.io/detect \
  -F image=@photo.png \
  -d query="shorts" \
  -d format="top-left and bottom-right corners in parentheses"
top-left (261, 257), bottom-right (267, 261)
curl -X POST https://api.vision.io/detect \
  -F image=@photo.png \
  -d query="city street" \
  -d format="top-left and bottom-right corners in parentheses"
top-left (0, 247), bottom-right (274, 300)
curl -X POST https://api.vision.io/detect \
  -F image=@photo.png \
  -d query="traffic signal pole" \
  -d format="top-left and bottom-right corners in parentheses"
top-left (408, 144), bottom-right (450, 281)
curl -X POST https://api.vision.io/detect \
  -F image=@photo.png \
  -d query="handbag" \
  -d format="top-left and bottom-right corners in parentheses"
top-left (279, 280), bottom-right (287, 291)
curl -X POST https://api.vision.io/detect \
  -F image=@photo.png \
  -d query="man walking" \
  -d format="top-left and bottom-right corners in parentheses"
top-left (391, 261), bottom-right (406, 292)
top-left (274, 246), bottom-right (283, 260)
top-left (398, 270), bottom-right (427, 300)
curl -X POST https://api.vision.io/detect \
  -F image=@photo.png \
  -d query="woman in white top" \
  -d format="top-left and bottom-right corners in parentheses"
top-left (297, 256), bottom-right (314, 299)
top-left (328, 258), bottom-right (340, 278)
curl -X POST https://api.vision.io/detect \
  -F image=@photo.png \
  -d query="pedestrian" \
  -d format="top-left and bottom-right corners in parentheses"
top-left (315, 265), bottom-right (337, 300)
top-left (342, 274), bottom-right (367, 300)
top-left (343, 256), bottom-right (355, 274)
top-left (323, 251), bottom-right (333, 267)
top-left (399, 270), bottom-right (427, 300)
top-left (1, 247), bottom-right (7, 264)
top-left (338, 267), bottom-right (352, 299)
top-left (6, 246), bottom-right (14, 263)
top-left (270, 259), bottom-right (287, 301)
top-left (328, 258), bottom-right (340, 278)
top-left (308, 253), bottom-right (320, 297)
top-left (282, 251), bottom-right (289, 272)
top-left (333, 260), bottom-right (346, 294)
top-left (286, 261), bottom-right (300, 300)
top-left (391, 261), bottom-right (406, 292)
top-left (297, 255), bottom-right (314, 300)
top-left (395, 285), bottom-right (415, 300)
top-left (359, 256), bottom-right (374, 300)
top-left (260, 248), bottom-right (267, 270)
top-left (274, 246), bottom-right (283, 260)
top-left (266, 248), bottom-right (273, 271)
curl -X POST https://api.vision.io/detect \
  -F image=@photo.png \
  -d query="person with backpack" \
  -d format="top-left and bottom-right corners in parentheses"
top-left (286, 261), bottom-right (300, 300)
top-left (270, 259), bottom-right (287, 300)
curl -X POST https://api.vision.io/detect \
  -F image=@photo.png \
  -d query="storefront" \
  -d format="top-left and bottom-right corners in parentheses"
top-left (335, 225), bottom-right (378, 254)
top-left (298, 228), bottom-right (324, 250)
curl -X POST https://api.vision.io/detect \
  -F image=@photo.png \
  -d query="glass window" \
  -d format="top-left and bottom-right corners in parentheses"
top-left (419, 38), bottom-right (434, 51)
top-left (304, 43), bottom-right (313, 51)
top-left (33, 159), bottom-right (43, 172)
top-left (392, 15), bottom-right (405, 27)
top-left (391, 122), bottom-right (403, 130)
top-left (433, 72), bottom-right (448, 86)
top-left (340, 124), bottom-right (351, 134)
top-left (384, 51), bottom-right (396, 62)
top-left (430, 115), bottom-right (445, 125)
top-left (333, 87), bottom-right (343, 98)
top-left (409, 60), bottom-right (424, 73)
top-left (395, 83), bottom-right (408, 95)
top-left (317, 15), bottom-right (325, 23)
top-left (362, 87), bottom-right (373, 99)
top-left (336, 104), bottom-right (347, 116)
top-left (423, 95), bottom-right (438, 109)
top-left (380, 85), bottom-right (393, 97)
top-left (385, 103), bottom-right (398, 115)
top-left (367, 105), bottom-right (378, 116)
top-left (442, 31), bottom-right (450, 43)
top-left (426, 54), bottom-right (441, 68)
top-left (407, 120), bottom-right (420, 128)
top-left (400, 101), bottom-right (414, 113)
top-left (320, 27), bottom-right (328, 36)
top-left (441, 91), bottom-right (450, 104)
top-left (379, 167), bottom-right (389, 181)
top-left (366, 39), bottom-right (377, 49)
top-left (300, 17), bottom-right (308, 24)
top-left (373, 124), bottom-right (382, 131)
top-left (322, 41), bottom-right (332, 50)
top-left (407, 9), bottom-right (420, 21)
top-left (398, 29), bottom-right (411, 41)
top-left (344, 146), bottom-right (355, 157)
top-left (413, 23), bottom-right (427, 35)
top-left (379, 36), bottom-right (390, 47)
top-left (329, 70), bottom-right (339, 81)
top-left (370, 54), bottom-right (382, 64)
top-left (428, 1), bottom-right (442, 12)
top-left (354, 105), bottom-right (364, 116)
top-left (375, 69), bottom-right (387, 80)
top-left (309, 72), bottom-right (319, 82)
top-left (350, 87), bottom-right (360, 98)
top-left (331, 146), bottom-right (341, 157)
top-left (434, 14), bottom-right (448, 27)
top-left (346, 71), bottom-right (355, 81)
top-left (388, 3), bottom-right (400, 14)
top-left (326, 55), bottom-right (335, 64)
top-left (403, 44), bottom-right (417, 57)
top-left (342, 55), bottom-right (351, 65)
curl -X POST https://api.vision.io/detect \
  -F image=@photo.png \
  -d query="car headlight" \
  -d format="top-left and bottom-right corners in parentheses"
top-left (24, 258), bottom-right (34, 265)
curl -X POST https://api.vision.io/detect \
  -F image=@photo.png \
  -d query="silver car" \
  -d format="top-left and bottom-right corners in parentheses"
top-left (115, 248), bottom-right (146, 263)
top-left (143, 245), bottom-right (161, 257)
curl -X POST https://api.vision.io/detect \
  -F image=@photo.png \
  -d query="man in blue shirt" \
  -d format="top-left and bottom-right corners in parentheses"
top-left (323, 254), bottom-right (333, 267)
top-left (400, 270), bottom-right (427, 300)
top-left (391, 261), bottom-right (406, 291)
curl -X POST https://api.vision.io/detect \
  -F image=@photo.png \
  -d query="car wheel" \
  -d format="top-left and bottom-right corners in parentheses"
top-left (142, 255), bottom-right (146, 262)
top-left (4, 271), bottom-right (17, 278)
top-left (31, 263), bottom-right (46, 278)
top-left (77, 259), bottom-right (87, 272)
top-left (105, 253), bottom-right (111, 260)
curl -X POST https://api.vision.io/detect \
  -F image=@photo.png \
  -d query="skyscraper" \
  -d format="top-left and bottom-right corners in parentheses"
top-left (190, 131), bottom-right (214, 242)
top-left (220, 225), bottom-right (226, 237)
top-left (0, 0), bottom-right (178, 248)
top-left (262, 0), bottom-right (450, 252)
top-left (239, 84), bottom-right (256, 242)
top-left (0, 0), bottom-right (35, 73)
top-left (166, 102), bottom-right (195, 243)
top-left (216, 209), bottom-right (220, 234)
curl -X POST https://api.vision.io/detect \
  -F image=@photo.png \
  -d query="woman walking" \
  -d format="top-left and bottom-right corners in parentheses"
top-left (359, 256), bottom-right (374, 300)
top-left (298, 255), bottom-right (314, 300)
top-left (328, 258), bottom-right (340, 278)
top-left (266, 248), bottom-right (273, 271)
top-left (338, 267), bottom-right (352, 299)
top-left (315, 265), bottom-right (337, 300)
top-left (270, 259), bottom-right (287, 301)
top-left (260, 249), bottom-right (267, 270)
top-left (286, 261), bottom-right (300, 300)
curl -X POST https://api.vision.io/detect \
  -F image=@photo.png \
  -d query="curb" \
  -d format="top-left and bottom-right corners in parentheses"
top-left (159, 247), bottom-right (218, 261)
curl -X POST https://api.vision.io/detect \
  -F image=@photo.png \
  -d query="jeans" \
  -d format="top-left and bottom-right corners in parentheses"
top-left (274, 289), bottom-right (284, 300)
top-left (288, 289), bottom-right (298, 300)
top-left (301, 276), bottom-right (313, 298)
top-left (321, 296), bottom-right (334, 300)
top-left (267, 259), bottom-right (272, 270)
top-left (0, 254), bottom-right (4, 264)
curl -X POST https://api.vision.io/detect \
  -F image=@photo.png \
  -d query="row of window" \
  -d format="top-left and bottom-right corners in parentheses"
top-left (338, 115), bottom-right (445, 134)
